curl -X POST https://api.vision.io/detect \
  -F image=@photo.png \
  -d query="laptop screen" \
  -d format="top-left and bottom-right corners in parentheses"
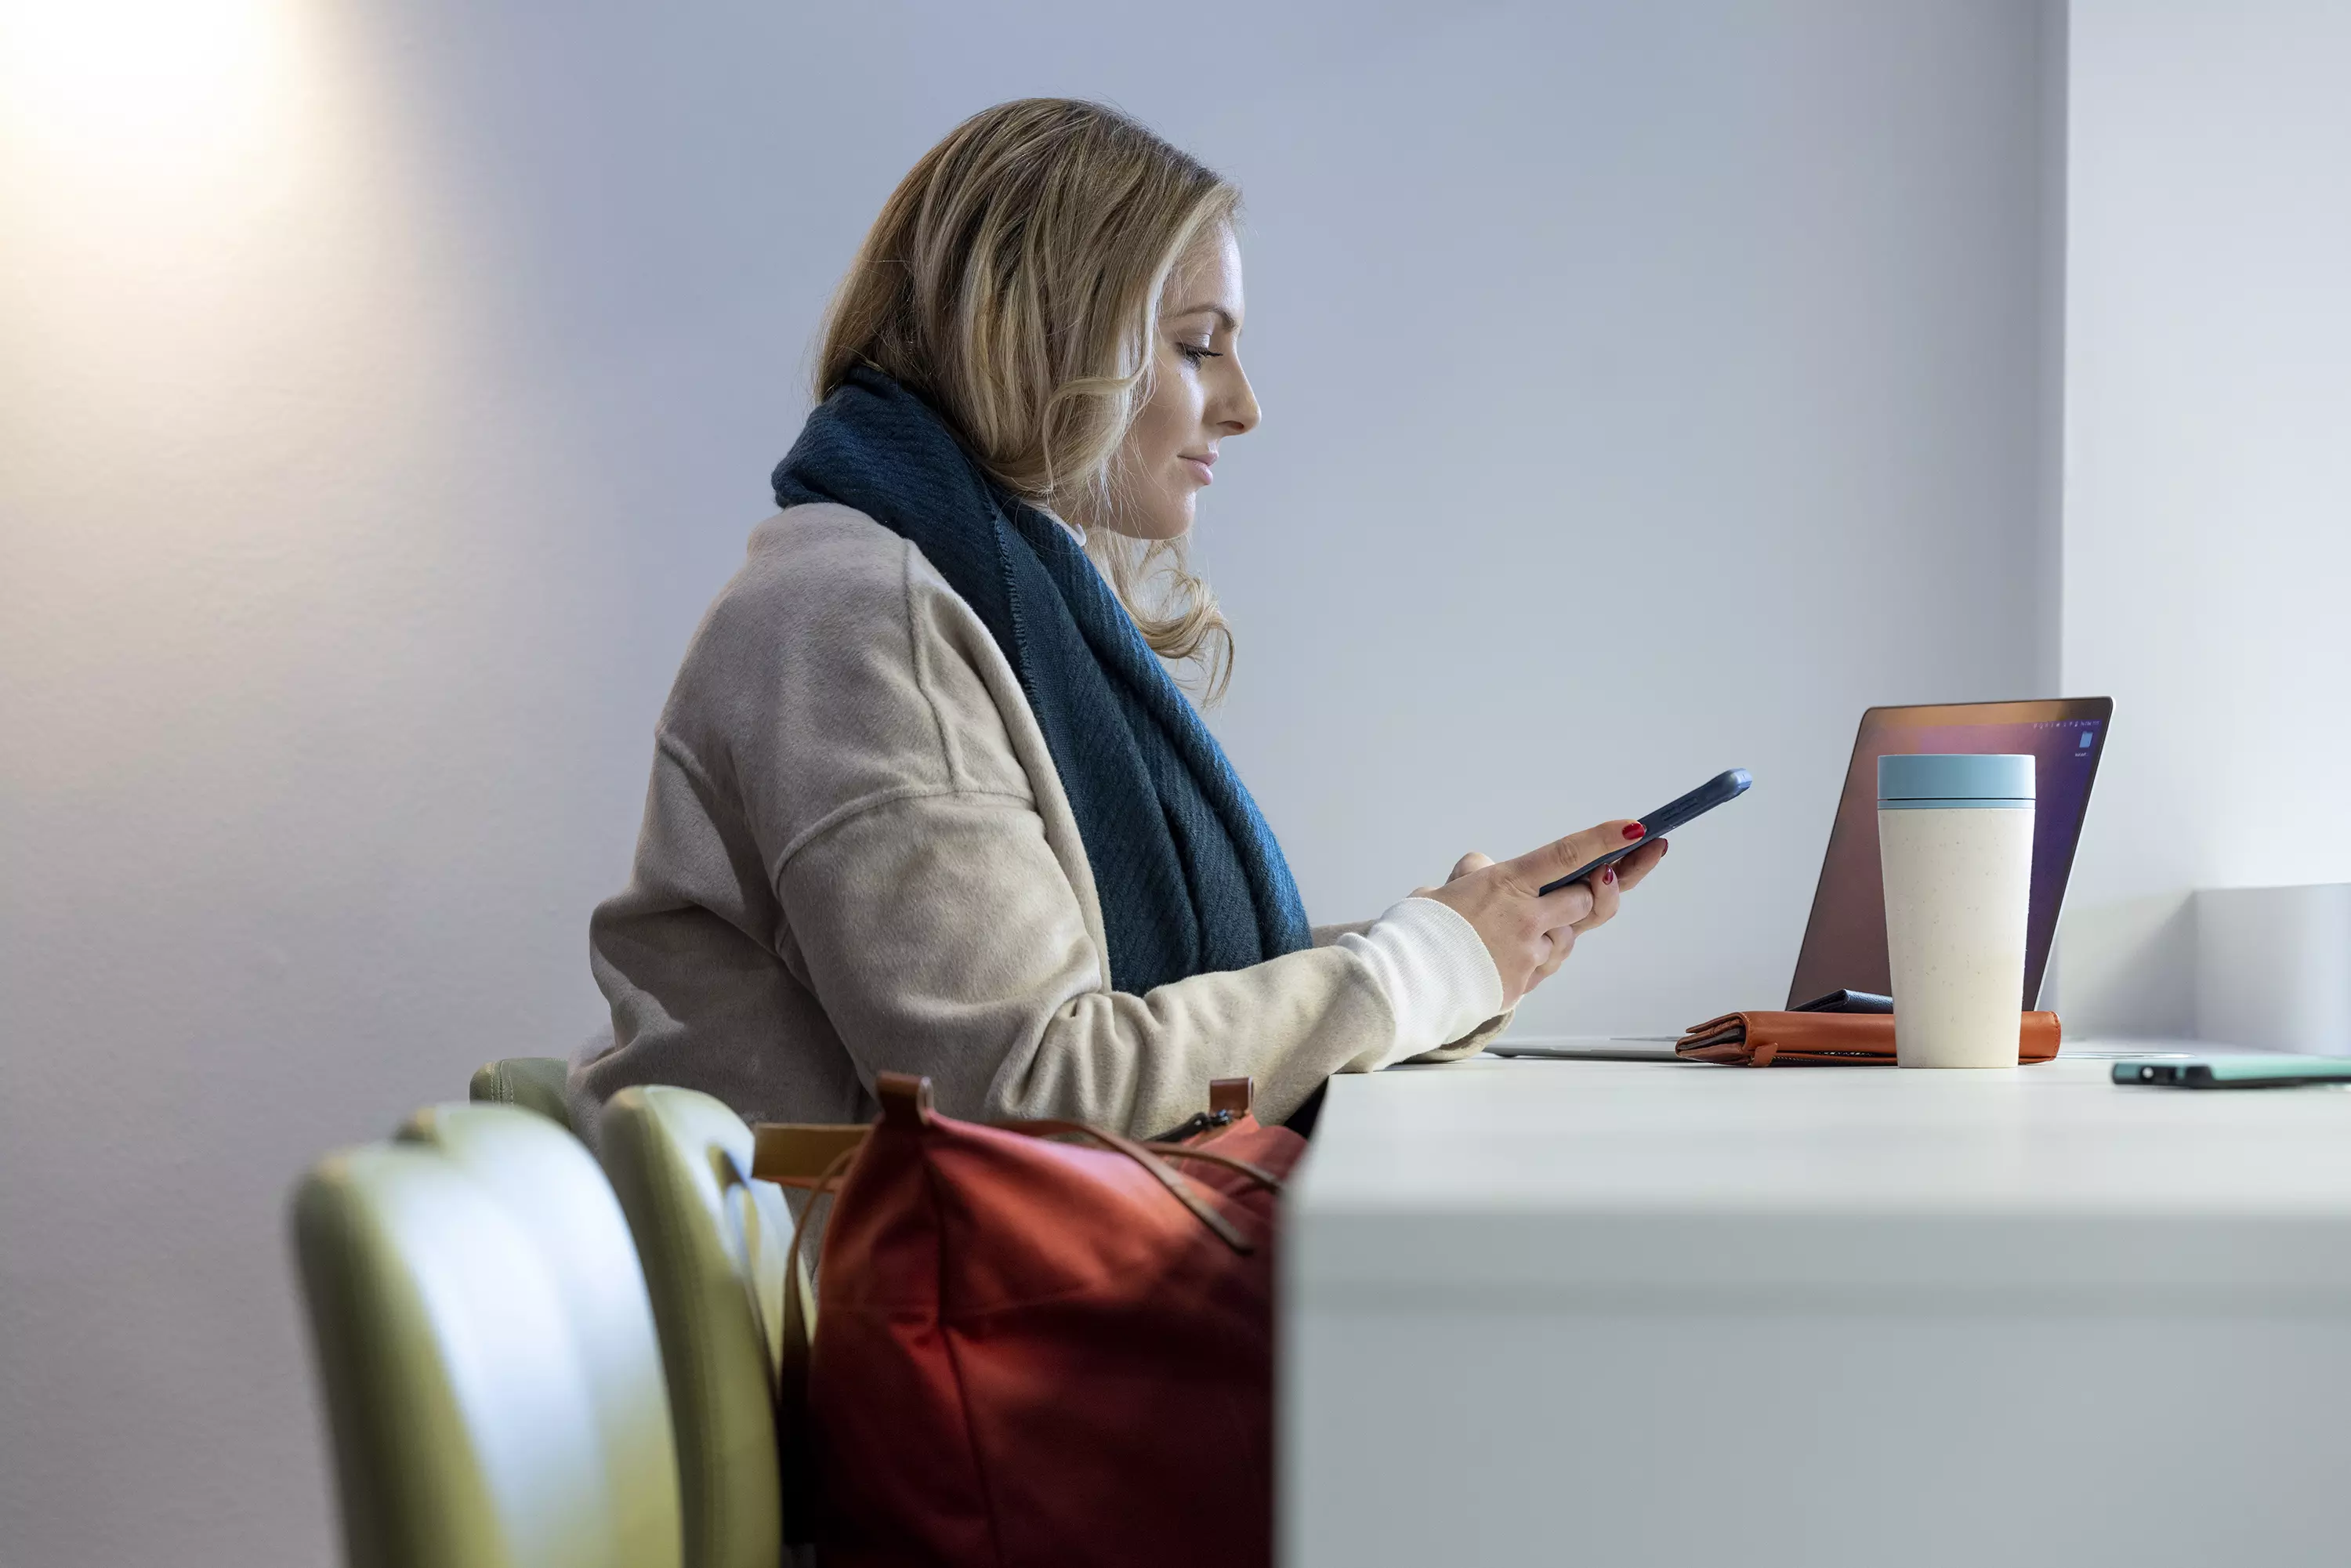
top-left (1786, 698), bottom-right (2113, 1009)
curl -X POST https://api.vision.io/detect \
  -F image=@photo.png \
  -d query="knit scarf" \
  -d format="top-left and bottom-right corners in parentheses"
top-left (770, 368), bottom-right (1312, 994)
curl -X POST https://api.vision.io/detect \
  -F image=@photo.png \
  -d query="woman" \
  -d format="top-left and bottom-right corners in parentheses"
top-left (574, 99), bottom-right (1665, 1140)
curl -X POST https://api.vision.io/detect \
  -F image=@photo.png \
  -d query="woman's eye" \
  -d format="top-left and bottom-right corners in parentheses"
top-left (1178, 342), bottom-right (1223, 365)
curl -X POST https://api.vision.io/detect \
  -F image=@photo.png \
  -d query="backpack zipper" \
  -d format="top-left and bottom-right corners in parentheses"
top-left (1159, 1107), bottom-right (1237, 1143)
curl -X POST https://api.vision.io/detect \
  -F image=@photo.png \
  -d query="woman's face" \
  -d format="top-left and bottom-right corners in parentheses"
top-left (1101, 226), bottom-right (1261, 540)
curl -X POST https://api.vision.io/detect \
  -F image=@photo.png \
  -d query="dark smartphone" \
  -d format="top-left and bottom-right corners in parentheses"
top-left (1538, 768), bottom-right (1752, 896)
top-left (1792, 988), bottom-right (1895, 1014)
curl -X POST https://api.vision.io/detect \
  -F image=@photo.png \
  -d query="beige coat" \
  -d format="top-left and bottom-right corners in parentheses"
top-left (574, 504), bottom-right (1502, 1141)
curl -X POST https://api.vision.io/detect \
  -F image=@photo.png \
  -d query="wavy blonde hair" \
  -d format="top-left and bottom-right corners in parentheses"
top-left (817, 99), bottom-right (1239, 698)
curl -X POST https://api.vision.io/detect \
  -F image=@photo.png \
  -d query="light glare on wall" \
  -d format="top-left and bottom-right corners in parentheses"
top-left (0, 0), bottom-right (294, 162)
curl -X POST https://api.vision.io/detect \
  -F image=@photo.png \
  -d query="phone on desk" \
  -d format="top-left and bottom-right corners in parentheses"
top-left (1793, 988), bottom-right (1894, 1014)
top-left (1538, 768), bottom-right (1751, 897)
top-left (2113, 1056), bottom-right (2351, 1089)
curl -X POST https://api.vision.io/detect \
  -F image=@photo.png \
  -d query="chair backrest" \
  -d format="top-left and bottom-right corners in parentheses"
top-left (293, 1105), bottom-right (683, 1568)
top-left (468, 1056), bottom-right (575, 1132)
top-left (596, 1085), bottom-right (798, 1568)
top-left (400, 1103), bottom-right (682, 1550)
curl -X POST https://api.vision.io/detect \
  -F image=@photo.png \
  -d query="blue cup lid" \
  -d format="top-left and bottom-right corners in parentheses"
top-left (1878, 752), bottom-right (2034, 802)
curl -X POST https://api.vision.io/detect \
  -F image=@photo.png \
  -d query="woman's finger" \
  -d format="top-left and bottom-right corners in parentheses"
top-left (1574, 864), bottom-right (1623, 932)
top-left (1503, 820), bottom-right (1646, 894)
top-left (1612, 838), bottom-right (1668, 893)
top-left (1417, 849), bottom-right (1497, 900)
top-left (1533, 925), bottom-right (1578, 983)
top-left (1533, 878), bottom-right (1596, 929)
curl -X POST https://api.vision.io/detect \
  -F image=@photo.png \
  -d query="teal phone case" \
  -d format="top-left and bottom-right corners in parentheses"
top-left (2113, 1056), bottom-right (2351, 1088)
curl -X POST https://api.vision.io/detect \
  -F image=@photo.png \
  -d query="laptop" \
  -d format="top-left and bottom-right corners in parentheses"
top-left (1490, 697), bottom-right (2114, 1062)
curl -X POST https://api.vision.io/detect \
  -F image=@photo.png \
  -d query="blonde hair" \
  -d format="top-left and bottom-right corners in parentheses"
top-left (817, 99), bottom-right (1238, 698)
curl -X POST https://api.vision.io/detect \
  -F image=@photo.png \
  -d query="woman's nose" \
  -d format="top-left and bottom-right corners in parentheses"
top-left (1217, 363), bottom-right (1262, 436)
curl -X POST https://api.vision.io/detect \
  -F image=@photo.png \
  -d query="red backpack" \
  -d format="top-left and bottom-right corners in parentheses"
top-left (774, 1074), bottom-right (1303, 1566)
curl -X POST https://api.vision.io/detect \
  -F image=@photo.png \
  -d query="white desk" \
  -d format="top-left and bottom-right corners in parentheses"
top-left (1284, 1049), bottom-right (2351, 1567)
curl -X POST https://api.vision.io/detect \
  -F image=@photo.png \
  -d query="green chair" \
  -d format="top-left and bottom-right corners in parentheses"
top-left (293, 1104), bottom-right (683, 1568)
top-left (597, 1085), bottom-right (799, 1568)
top-left (400, 1104), bottom-right (681, 1538)
top-left (468, 1056), bottom-right (574, 1132)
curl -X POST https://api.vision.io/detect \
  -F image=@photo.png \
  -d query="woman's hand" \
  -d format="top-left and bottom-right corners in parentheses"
top-left (1417, 823), bottom-right (1669, 1009)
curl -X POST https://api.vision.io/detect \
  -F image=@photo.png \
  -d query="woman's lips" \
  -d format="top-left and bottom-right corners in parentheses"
top-left (1182, 456), bottom-right (1215, 487)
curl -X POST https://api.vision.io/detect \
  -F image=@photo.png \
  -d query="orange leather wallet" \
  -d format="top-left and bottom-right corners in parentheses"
top-left (1676, 1010), bottom-right (2063, 1066)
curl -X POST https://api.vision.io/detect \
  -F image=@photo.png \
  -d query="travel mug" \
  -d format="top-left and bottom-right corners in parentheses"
top-left (1878, 754), bottom-right (2035, 1068)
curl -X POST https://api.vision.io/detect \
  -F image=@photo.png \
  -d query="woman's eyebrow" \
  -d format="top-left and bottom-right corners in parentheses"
top-left (1168, 302), bottom-right (1238, 331)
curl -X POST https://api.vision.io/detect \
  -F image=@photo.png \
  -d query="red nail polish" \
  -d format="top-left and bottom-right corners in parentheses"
top-left (1602, 867), bottom-right (1616, 884)
top-left (1621, 823), bottom-right (1646, 841)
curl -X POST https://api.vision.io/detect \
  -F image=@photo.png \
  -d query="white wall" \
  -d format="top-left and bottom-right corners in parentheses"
top-left (0, 3), bottom-right (2059, 1562)
top-left (2058, 0), bottom-right (2351, 1034)
top-left (1204, 2), bottom-right (2063, 1036)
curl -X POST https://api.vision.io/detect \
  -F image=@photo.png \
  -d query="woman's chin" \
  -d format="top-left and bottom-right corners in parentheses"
top-left (1098, 503), bottom-right (1194, 542)
top-left (1154, 490), bottom-right (1201, 538)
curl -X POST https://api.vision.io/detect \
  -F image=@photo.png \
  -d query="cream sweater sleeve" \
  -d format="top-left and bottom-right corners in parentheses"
top-left (773, 801), bottom-right (1504, 1135)
top-left (1331, 898), bottom-right (1504, 1065)
top-left (595, 505), bottom-right (1505, 1141)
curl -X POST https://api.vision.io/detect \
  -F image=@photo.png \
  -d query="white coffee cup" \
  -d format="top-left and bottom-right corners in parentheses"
top-left (1878, 754), bottom-right (2035, 1069)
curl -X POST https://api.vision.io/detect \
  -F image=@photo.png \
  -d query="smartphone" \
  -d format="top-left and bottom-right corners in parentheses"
top-left (1792, 988), bottom-right (1894, 1014)
top-left (2112, 1056), bottom-right (2351, 1089)
top-left (1538, 768), bottom-right (1752, 896)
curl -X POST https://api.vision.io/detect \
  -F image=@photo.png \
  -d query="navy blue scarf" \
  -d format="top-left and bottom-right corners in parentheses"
top-left (771, 368), bottom-right (1312, 994)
